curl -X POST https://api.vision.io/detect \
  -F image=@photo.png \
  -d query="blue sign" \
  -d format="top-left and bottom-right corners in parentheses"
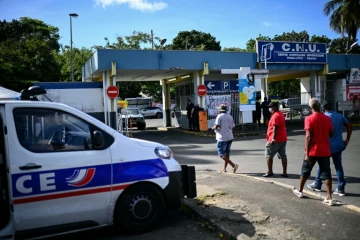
top-left (256, 41), bottom-right (327, 64)
top-left (239, 77), bottom-right (255, 111)
top-left (205, 80), bottom-right (238, 93)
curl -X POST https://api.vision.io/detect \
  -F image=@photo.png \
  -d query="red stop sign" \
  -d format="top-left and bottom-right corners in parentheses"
top-left (107, 86), bottom-right (119, 99)
top-left (197, 85), bottom-right (207, 96)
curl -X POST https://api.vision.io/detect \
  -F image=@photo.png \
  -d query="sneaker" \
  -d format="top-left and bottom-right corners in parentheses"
top-left (307, 182), bottom-right (321, 192)
top-left (323, 199), bottom-right (334, 206)
top-left (233, 164), bottom-right (239, 174)
top-left (333, 189), bottom-right (345, 197)
top-left (293, 188), bottom-right (304, 198)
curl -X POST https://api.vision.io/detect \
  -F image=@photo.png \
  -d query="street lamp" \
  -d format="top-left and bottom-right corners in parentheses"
top-left (160, 38), bottom-right (167, 50)
top-left (69, 13), bottom-right (78, 82)
top-left (346, 41), bottom-right (358, 54)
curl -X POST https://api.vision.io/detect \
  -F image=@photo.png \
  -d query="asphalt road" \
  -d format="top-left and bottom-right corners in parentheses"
top-left (45, 211), bottom-right (219, 240)
top-left (133, 126), bottom-right (360, 208)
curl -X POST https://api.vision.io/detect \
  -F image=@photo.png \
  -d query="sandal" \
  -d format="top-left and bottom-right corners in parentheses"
top-left (219, 169), bottom-right (227, 173)
top-left (233, 164), bottom-right (239, 174)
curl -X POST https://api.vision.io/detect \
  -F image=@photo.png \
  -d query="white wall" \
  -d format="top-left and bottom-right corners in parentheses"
top-left (300, 77), bottom-right (311, 105)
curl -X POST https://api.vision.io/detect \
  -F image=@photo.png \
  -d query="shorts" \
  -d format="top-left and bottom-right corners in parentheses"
top-left (265, 142), bottom-right (287, 159)
top-left (301, 156), bottom-right (331, 179)
top-left (216, 140), bottom-right (233, 157)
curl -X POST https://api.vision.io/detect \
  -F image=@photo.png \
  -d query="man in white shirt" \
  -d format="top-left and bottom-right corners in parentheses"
top-left (211, 104), bottom-right (239, 173)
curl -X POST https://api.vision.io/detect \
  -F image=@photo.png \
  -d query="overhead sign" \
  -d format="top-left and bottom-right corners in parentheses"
top-left (239, 75), bottom-right (256, 111)
top-left (106, 86), bottom-right (119, 99)
top-left (256, 40), bottom-right (327, 64)
top-left (204, 80), bottom-right (239, 93)
top-left (197, 84), bottom-right (207, 96)
top-left (346, 85), bottom-right (360, 100)
top-left (349, 68), bottom-right (360, 84)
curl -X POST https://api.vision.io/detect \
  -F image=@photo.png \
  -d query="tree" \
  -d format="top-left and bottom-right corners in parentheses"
top-left (323, 0), bottom-right (360, 49)
top-left (223, 47), bottom-right (247, 52)
top-left (328, 37), bottom-right (360, 53)
top-left (0, 17), bottom-right (61, 91)
top-left (245, 34), bottom-right (271, 52)
top-left (170, 30), bottom-right (221, 50)
top-left (55, 46), bottom-right (94, 82)
top-left (117, 82), bottom-right (142, 99)
top-left (269, 79), bottom-right (301, 99)
top-left (273, 30), bottom-right (310, 42)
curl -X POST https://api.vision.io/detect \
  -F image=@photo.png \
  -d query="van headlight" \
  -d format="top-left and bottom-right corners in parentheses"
top-left (155, 147), bottom-right (173, 159)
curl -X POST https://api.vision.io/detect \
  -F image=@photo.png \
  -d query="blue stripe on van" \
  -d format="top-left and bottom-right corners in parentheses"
top-left (11, 159), bottom-right (168, 199)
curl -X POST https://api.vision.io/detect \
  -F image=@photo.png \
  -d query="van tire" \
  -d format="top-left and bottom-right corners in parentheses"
top-left (114, 183), bottom-right (165, 233)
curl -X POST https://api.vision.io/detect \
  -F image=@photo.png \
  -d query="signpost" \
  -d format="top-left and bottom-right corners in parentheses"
top-left (204, 80), bottom-right (239, 93)
top-left (197, 84), bottom-right (207, 96)
top-left (106, 86), bottom-right (119, 99)
top-left (256, 40), bottom-right (327, 64)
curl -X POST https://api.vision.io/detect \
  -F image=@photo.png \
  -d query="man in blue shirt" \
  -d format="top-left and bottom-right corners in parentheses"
top-left (307, 101), bottom-right (352, 196)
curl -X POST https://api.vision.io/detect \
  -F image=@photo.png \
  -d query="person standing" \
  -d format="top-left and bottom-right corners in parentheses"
top-left (255, 96), bottom-right (262, 127)
top-left (191, 103), bottom-right (201, 132)
top-left (186, 99), bottom-right (194, 131)
top-left (211, 104), bottom-right (239, 174)
top-left (307, 101), bottom-right (352, 196)
top-left (353, 95), bottom-right (359, 119)
top-left (293, 98), bottom-right (334, 206)
top-left (261, 97), bottom-right (270, 127)
top-left (263, 102), bottom-right (288, 177)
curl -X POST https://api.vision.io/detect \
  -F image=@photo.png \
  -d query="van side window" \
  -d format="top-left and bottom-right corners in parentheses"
top-left (13, 108), bottom-right (113, 153)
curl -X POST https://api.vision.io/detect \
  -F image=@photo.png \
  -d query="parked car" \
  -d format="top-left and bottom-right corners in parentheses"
top-left (141, 107), bottom-right (163, 118)
top-left (120, 108), bottom-right (146, 130)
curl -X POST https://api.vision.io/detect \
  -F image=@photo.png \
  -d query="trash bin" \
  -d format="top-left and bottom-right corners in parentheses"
top-left (199, 110), bottom-right (208, 131)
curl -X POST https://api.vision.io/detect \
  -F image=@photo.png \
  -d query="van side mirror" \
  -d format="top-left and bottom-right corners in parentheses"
top-left (93, 131), bottom-right (105, 149)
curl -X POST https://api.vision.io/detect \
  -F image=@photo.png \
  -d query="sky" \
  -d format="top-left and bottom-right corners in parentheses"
top-left (1, 0), bottom-right (356, 50)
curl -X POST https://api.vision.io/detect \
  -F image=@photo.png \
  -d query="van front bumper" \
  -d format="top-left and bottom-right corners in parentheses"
top-left (164, 165), bottom-right (197, 211)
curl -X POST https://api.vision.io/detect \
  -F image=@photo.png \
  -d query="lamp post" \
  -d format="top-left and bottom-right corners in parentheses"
top-left (346, 41), bottom-right (358, 54)
top-left (69, 13), bottom-right (78, 82)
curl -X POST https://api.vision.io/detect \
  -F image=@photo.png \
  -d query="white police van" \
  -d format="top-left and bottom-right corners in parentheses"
top-left (0, 87), bottom-right (196, 239)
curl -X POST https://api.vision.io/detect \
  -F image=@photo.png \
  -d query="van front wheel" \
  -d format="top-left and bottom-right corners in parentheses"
top-left (114, 184), bottom-right (165, 233)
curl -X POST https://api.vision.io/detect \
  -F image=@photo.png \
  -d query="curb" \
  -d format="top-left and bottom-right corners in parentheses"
top-left (182, 199), bottom-right (237, 240)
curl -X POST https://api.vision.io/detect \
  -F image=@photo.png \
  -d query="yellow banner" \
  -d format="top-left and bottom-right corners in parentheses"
top-left (117, 100), bottom-right (128, 108)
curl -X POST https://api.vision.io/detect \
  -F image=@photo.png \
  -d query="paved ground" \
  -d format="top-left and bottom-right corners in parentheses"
top-left (192, 171), bottom-right (360, 240)
top-left (46, 211), bottom-right (219, 240)
top-left (133, 124), bottom-right (360, 208)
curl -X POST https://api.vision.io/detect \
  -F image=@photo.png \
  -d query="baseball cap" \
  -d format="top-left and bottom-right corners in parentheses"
top-left (321, 101), bottom-right (332, 110)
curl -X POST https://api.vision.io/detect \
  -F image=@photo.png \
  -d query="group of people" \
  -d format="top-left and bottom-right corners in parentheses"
top-left (186, 99), bottom-right (203, 132)
top-left (212, 98), bottom-right (352, 206)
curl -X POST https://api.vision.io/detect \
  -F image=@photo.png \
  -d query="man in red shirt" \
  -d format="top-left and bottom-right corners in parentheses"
top-left (263, 102), bottom-right (288, 177)
top-left (293, 98), bottom-right (335, 205)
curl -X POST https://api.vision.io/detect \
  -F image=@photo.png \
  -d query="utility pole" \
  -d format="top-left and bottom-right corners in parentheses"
top-left (151, 30), bottom-right (154, 50)
top-left (69, 13), bottom-right (78, 82)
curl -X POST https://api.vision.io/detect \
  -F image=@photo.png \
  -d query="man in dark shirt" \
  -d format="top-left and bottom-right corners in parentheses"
top-left (261, 97), bottom-right (270, 127)
top-left (186, 99), bottom-right (194, 131)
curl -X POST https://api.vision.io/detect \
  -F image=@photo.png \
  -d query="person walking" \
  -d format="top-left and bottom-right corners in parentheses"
top-left (261, 97), bottom-right (270, 127)
top-left (211, 104), bottom-right (239, 174)
top-left (263, 102), bottom-right (288, 177)
top-left (186, 99), bottom-right (194, 131)
top-left (293, 98), bottom-right (335, 206)
top-left (307, 101), bottom-right (352, 196)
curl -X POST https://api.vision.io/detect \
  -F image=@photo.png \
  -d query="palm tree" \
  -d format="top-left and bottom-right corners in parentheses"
top-left (323, 0), bottom-right (360, 50)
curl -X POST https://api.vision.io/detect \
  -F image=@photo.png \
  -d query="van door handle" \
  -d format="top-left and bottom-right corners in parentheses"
top-left (19, 163), bottom-right (42, 170)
